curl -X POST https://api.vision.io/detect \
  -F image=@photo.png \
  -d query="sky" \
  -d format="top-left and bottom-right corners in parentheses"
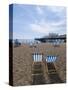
top-left (10, 4), bottom-right (66, 39)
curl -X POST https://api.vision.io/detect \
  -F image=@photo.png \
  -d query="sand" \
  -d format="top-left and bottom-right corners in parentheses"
top-left (12, 43), bottom-right (66, 86)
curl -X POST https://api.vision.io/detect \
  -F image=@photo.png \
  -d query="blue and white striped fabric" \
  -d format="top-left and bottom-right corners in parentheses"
top-left (33, 54), bottom-right (57, 62)
top-left (46, 56), bottom-right (57, 62)
top-left (33, 53), bottom-right (42, 62)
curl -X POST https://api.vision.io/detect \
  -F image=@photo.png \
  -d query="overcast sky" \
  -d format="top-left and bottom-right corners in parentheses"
top-left (11, 4), bottom-right (66, 39)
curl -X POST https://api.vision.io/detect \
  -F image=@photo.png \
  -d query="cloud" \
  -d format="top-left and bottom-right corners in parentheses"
top-left (36, 6), bottom-right (43, 15)
top-left (47, 6), bottom-right (65, 13)
top-left (13, 5), bottom-right (66, 39)
top-left (29, 6), bottom-right (66, 35)
top-left (30, 18), bottom-right (66, 35)
top-left (47, 6), bottom-right (66, 18)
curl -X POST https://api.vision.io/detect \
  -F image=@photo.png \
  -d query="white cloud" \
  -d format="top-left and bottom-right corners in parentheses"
top-left (48, 6), bottom-right (65, 13)
top-left (47, 6), bottom-right (66, 18)
top-left (30, 6), bottom-right (66, 35)
top-left (36, 6), bottom-right (43, 15)
top-left (30, 19), bottom-right (66, 35)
